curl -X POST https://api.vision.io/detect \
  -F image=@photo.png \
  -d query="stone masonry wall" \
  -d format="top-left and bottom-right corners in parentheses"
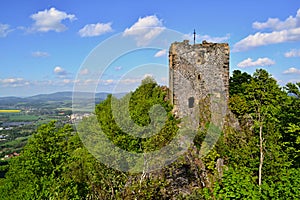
top-left (169, 40), bottom-right (229, 129)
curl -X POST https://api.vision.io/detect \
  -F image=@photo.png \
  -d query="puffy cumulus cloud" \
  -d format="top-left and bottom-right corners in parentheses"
top-left (154, 49), bottom-right (167, 57)
top-left (123, 15), bottom-right (165, 46)
top-left (30, 7), bottom-right (76, 32)
top-left (283, 67), bottom-right (300, 74)
top-left (233, 29), bottom-right (300, 52)
top-left (0, 78), bottom-right (30, 87)
top-left (31, 51), bottom-right (50, 57)
top-left (53, 66), bottom-right (69, 78)
top-left (54, 66), bottom-right (66, 74)
top-left (284, 49), bottom-right (300, 57)
top-left (183, 33), bottom-right (230, 43)
top-left (234, 9), bottom-right (300, 52)
top-left (237, 57), bottom-right (275, 68)
top-left (0, 23), bottom-right (12, 37)
top-left (78, 22), bottom-right (113, 37)
top-left (253, 9), bottom-right (300, 31)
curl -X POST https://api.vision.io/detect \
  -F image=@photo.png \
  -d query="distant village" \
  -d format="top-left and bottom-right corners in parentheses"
top-left (0, 111), bottom-right (91, 160)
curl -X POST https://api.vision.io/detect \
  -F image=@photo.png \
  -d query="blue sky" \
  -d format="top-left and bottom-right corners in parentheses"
top-left (0, 0), bottom-right (300, 96)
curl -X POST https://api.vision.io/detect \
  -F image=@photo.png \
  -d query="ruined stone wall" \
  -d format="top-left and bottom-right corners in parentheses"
top-left (169, 40), bottom-right (229, 129)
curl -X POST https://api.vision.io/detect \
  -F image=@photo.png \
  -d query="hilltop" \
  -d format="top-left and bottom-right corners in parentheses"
top-left (0, 91), bottom-right (125, 110)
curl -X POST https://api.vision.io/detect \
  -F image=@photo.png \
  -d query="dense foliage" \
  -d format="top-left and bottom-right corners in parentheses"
top-left (0, 70), bottom-right (299, 199)
top-left (94, 77), bottom-right (178, 153)
top-left (211, 69), bottom-right (300, 199)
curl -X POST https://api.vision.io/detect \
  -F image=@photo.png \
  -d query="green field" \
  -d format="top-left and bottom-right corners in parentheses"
top-left (1, 136), bottom-right (28, 148)
top-left (9, 114), bottom-right (39, 121)
top-left (0, 113), bottom-right (39, 122)
top-left (0, 136), bottom-right (30, 157)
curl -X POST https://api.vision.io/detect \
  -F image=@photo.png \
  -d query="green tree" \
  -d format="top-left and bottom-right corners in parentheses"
top-left (95, 79), bottom-right (178, 153)
top-left (0, 121), bottom-right (76, 199)
top-left (285, 82), bottom-right (300, 98)
top-left (281, 82), bottom-right (300, 167)
top-left (229, 70), bottom-right (252, 96)
top-left (0, 121), bottom-right (128, 199)
top-left (243, 69), bottom-right (287, 185)
top-left (203, 70), bottom-right (299, 199)
top-left (228, 69), bottom-right (290, 186)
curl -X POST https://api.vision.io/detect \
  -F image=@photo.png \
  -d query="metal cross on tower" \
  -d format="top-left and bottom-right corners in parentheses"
top-left (193, 29), bottom-right (196, 45)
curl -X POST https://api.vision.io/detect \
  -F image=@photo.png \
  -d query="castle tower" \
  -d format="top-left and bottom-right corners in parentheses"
top-left (169, 40), bottom-right (229, 129)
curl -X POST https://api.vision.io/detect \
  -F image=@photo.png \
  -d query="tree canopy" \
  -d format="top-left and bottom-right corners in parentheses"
top-left (1, 70), bottom-right (299, 199)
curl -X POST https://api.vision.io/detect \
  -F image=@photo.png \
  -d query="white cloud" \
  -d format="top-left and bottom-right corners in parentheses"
top-left (234, 9), bottom-right (300, 52)
top-left (120, 78), bottom-right (141, 84)
top-left (233, 29), bottom-right (300, 52)
top-left (0, 78), bottom-right (30, 87)
top-left (101, 78), bottom-right (143, 86)
top-left (237, 57), bottom-right (275, 68)
top-left (154, 49), bottom-right (167, 57)
top-left (143, 74), bottom-right (153, 79)
top-left (183, 33), bottom-right (230, 43)
top-left (78, 22), bottom-right (113, 37)
top-left (0, 23), bottom-right (12, 37)
top-left (123, 15), bottom-right (165, 46)
top-left (198, 34), bottom-right (230, 43)
top-left (284, 49), bottom-right (300, 57)
top-left (54, 66), bottom-right (69, 78)
top-left (103, 79), bottom-right (114, 85)
top-left (1, 78), bottom-right (23, 84)
top-left (0, 77), bottom-right (79, 96)
top-left (283, 67), bottom-right (300, 74)
top-left (253, 9), bottom-right (300, 31)
top-left (114, 66), bottom-right (122, 71)
top-left (79, 68), bottom-right (89, 75)
top-left (30, 7), bottom-right (76, 32)
top-left (31, 51), bottom-right (50, 57)
top-left (62, 79), bottom-right (73, 84)
top-left (79, 79), bottom-right (98, 86)
top-left (54, 66), bottom-right (65, 74)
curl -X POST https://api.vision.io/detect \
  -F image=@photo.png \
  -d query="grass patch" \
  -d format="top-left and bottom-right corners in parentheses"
top-left (9, 114), bottom-right (39, 122)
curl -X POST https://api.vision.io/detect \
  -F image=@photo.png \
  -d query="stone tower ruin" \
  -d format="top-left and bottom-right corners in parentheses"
top-left (169, 40), bottom-right (230, 129)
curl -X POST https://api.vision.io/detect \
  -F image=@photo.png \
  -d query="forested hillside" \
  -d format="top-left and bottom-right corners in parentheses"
top-left (0, 69), bottom-right (299, 199)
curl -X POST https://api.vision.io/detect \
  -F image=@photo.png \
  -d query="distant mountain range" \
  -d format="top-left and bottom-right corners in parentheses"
top-left (0, 91), bottom-right (126, 109)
